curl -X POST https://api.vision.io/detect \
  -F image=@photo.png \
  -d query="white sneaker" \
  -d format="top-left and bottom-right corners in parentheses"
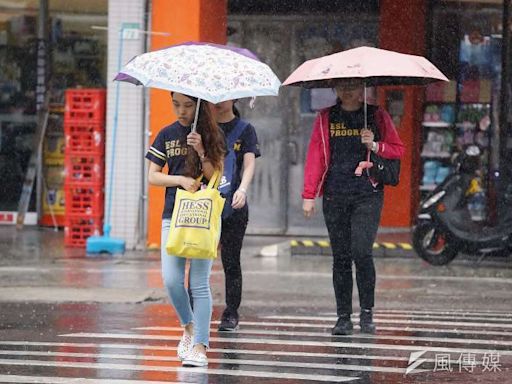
top-left (182, 349), bottom-right (208, 367)
top-left (177, 333), bottom-right (193, 361)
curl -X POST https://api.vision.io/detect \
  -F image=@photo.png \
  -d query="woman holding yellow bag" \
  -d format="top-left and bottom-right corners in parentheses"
top-left (146, 92), bottom-right (225, 367)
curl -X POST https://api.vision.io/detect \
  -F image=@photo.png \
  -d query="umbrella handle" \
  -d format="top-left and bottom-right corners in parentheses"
top-left (191, 98), bottom-right (202, 132)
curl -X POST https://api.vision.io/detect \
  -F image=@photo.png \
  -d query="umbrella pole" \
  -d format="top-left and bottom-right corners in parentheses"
top-left (364, 84), bottom-right (368, 129)
top-left (191, 98), bottom-right (202, 132)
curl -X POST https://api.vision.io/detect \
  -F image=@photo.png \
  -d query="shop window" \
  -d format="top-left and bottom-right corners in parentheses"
top-left (0, 2), bottom-right (107, 216)
top-left (421, 1), bottom-right (507, 221)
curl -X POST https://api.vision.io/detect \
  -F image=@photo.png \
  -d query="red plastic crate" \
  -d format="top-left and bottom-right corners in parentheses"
top-left (64, 154), bottom-right (104, 185)
top-left (64, 215), bottom-right (103, 248)
top-left (64, 121), bottom-right (105, 155)
top-left (65, 184), bottom-right (104, 216)
top-left (64, 89), bottom-right (106, 123)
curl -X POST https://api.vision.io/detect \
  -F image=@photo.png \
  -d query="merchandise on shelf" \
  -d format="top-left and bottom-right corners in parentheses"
top-left (421, 160), bottom-right (452, 186)
top-left (421, 130), bottom-right (453, 158)
top-left (41, 113), bottom-right (65, 227)
top-left (420, 99), bottom-right (490, 193)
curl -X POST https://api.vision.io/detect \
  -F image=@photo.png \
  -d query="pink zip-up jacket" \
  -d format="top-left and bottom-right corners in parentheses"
top-left (302, 106), bottom-right (405, 199)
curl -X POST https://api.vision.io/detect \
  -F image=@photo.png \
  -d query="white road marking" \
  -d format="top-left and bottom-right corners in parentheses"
top-left (0, 350), bottom-right (415, 374)
top-left (262, 315), bottom-right (512, 329)
top-left (0, 374), bottom-right (181, 384)
top-left (0, 358), bottom-right (356, 383)
top-left (208, 320), bottom-right (512, 337)
top-left (376, 309), bottom-right (512, 317)
top-left (0, 340), bottom-right (415, 362)
top-left (59, 332), bottom-right (512, 356)
top-left (134, 326), bottom-right (512, 348)
top-left (352, 313), bottom-right (512, 322)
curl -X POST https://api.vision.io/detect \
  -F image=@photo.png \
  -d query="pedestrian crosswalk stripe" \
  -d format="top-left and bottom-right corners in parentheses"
top-left (209, 320), bottom-right (512, 337)
top-left (0, 375), bottom-right (181, 384)
top-left (319, 312), bottom-right (512, 323)
top-left (134, 326), bottom-right (512, 349)
top-left (0, 341), bottom-right (419, 362)
top-left (0, 350), bottom-right (416, 375)
top-left (60, 332), bottom-right (512, 356)
top-left (0, 358), bottom-right (356, 383)
top-left (376, 309), bottom-right (512, 318)
top-left (360, 313), bottom-right (512, 322)
top-left (262, 315), bottom-right (512, 329)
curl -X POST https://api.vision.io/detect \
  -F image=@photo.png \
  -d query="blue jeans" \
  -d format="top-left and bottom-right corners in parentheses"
top-left (161, 219), bottom-right (213, 347)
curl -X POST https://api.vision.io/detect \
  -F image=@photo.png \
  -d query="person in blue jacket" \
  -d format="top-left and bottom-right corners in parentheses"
top-left (213, 99), bottom-right (260, 331)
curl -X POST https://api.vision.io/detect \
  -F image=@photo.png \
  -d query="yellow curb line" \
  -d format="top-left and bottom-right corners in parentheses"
top-left (290, 240), bottom-right (413, 251)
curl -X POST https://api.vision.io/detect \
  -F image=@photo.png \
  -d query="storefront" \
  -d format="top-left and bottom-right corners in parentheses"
top-left (0, 0), bottom-right (107, 225)
top-left (146, 0), bottom-right (510, 244)
top-left (146, 0), bottom-right (426, 243)
top-left (1, 0), bottom-right (509, 249)
top-left (421, 0), bottom-right (511, 223)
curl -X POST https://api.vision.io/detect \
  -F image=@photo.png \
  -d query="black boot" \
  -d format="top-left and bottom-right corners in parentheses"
top-left (360, 308), bottom-right (376, 334)
top-left (332, 314), bottom-right (353, 335)
top-left (218, 308), bottom-right (239, 332)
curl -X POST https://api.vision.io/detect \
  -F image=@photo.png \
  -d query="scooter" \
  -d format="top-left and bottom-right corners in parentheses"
top-left (412, 145), bottom-right (512, 265)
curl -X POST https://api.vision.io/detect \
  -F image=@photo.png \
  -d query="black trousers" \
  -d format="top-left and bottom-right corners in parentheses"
top-left (220, 205), bottom-right (249, 312)
top-left (322, 191), bottom-right (383, 316)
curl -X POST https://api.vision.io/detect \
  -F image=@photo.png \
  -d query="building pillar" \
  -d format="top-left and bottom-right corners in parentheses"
top-left (147, 0), bottom-right (227, 247)
top-left (106, 0), bottom-right (146, 249)
top-left (378, 0), bottom-right (427, 227)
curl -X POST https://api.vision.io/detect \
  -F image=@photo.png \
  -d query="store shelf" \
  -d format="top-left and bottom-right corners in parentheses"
top-left (422, 121), bottom-right (452, 128)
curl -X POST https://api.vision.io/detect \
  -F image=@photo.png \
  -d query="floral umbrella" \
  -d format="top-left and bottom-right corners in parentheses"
top-left (115, 42), bottom-right (280, 104)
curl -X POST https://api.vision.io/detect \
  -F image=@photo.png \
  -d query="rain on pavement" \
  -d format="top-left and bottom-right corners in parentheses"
top-left (0, 227), bottom-right (511, 383)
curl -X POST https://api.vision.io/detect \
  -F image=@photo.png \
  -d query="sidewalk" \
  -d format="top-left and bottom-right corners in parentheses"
top-left (0, 225), bottom-right (412, 265)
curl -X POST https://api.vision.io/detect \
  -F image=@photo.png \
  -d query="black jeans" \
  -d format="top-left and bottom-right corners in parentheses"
top-left (322, 191), bottom-right (383, 316)
top-left (220, 205), bottom-right (249, 313)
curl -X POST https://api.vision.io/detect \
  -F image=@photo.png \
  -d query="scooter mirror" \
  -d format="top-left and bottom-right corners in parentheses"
top-left (465, 145), bottom-right (481, 157)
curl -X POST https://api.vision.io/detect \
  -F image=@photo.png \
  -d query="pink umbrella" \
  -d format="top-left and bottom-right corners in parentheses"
top-left (283, 46), bottom-right (449, 88)
top-left (284, 46), bottom-right (449, 178)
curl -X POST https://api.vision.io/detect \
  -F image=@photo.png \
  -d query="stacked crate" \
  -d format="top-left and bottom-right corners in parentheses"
top-left (64, 89), bottom-right (106, 247)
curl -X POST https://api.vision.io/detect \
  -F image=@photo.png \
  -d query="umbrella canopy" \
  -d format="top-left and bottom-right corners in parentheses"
top-left (115, 42), bottom-right (280, 104)
top-left (282, 46), bottom-right (449, 88)
top-left (180, 41), bottom-right (260, 61)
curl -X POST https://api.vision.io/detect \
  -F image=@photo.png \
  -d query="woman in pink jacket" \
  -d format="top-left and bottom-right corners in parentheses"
top-left (303, 79), bottom-right (404, 335)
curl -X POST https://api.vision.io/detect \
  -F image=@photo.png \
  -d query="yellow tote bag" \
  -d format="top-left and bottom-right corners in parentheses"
top-left (166, 170), bottom-right (225, 259)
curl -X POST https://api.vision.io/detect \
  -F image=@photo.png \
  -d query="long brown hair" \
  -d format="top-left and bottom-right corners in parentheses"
top-left (172, 94), bottom-right (225, 178)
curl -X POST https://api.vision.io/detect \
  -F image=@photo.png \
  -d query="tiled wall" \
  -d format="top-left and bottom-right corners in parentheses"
top-left (106, 0), bottom-right (146, 249)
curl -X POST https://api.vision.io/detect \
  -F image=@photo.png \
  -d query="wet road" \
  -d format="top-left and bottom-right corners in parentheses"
top-left (0, 227), bottom-right (511, 383)
top-left (0, 303), bottom-right (511, 383)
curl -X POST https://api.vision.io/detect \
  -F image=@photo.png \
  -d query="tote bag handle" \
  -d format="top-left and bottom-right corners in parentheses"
top-left (206, 169), bottom-right (222, 190)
